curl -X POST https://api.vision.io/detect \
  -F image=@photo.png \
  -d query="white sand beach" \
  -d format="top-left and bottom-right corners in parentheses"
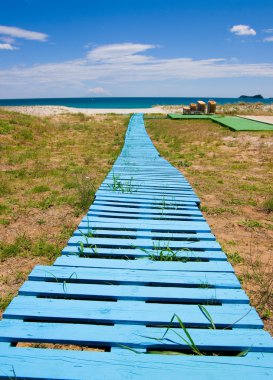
top-left (238, 115), bottom-right (273, 125)
top-left (2, 104), bottom-right (273, 118)
top-left (0, 105), bottom-right (170, 116)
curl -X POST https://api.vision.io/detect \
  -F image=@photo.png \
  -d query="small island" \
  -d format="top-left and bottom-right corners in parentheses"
top-left (239, 94), bottom-right (264, 99)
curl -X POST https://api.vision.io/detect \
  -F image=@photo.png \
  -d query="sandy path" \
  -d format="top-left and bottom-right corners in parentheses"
top-left (0, 105), bottom-right (170, 116)
top-left (238, 115), bottom-right (273, 125)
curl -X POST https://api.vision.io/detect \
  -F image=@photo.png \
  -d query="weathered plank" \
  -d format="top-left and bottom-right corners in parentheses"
top-left (28, 265), bottom-right (240, 288)
top-left (19, 281), bottom-right (248, 303)
top-left (0, 348), bottom-right (272, 380)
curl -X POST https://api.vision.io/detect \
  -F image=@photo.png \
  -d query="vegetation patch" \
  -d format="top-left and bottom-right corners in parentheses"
top-left (145, 117), bottom-right (273, 334)
top-left (0, 109), bottom-right (128, 315)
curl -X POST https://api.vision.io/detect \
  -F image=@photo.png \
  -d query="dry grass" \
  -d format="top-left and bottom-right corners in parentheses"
top-left (145, 118), bottom-right (273, 334)
top-left (0, 109), bottom-right (129, 314)
top-left (158, 101), bottom-right (273, 115)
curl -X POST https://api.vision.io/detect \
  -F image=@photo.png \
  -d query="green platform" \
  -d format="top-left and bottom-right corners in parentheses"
top-left (168, 114), bottom-right (213, 119)
top-left (168, 114), bottom-right (273, 131)
top-left (211, 116), bottom-right (273, 131)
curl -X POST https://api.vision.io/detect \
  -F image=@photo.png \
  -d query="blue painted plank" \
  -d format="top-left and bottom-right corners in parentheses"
top-left (94, 195), bottom-right (198, 206)
top-left (3, 296), bottom-right (262, 328)
top-left (19, 280), bottom-right (248, 303)
top-left (67, 236), bottom-right (221, 251)
top-left (61, 246), bottom-right (228, 260)
top-left (54, 257), bottom-right (233, 272)
top-left (79, 219), bottom-right (211, 232)
top-left (28, 265), bottom-right (240, 288)
top-left (93, 201), bottom-right (199, 211)
top-left (89, 205), bottom-right (203, 216)
top-left (0, 320), bottom-right (271, 352)
top-left (95, 191), bottom-right (200, 203)
top-left (73, 229), bottom-right (216, 241)
top-left (87, 211), bottom-right (205, 221)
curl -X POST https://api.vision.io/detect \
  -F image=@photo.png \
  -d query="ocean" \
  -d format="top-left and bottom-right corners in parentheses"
top-left (0, 97), bottom-right (271, 109)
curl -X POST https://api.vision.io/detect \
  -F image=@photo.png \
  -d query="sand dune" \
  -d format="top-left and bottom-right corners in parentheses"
top-left (0, 105), bottom-right (169, 116)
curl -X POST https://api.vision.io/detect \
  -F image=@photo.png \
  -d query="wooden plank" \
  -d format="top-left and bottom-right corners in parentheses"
top-left (95, 191), bottom-right (200, 203)
top-left (54, 257), bottom-right (233, 272)
top-left (79, 220), bottom-right (211, 232)
top-left (3, 296), bottom-right (262, 328)
top-left (29, 265), bottom-right (240, 288)
top-left (61, 246), bottom-right (227, 260)
top-left (0, 320), bottom-right (271, 351)
top-left (93, 201), bottom-right (198, 210)
top-left (67, 236), bottom-right (221, 251)
top-left (96, 190), bottom-right (200, 200)
top-left (95, 195), bottom-right (198, 206)
top-left (89, 205), bottom-right (202, 216)
top-left (19, 281), bottom-right (248, 303)
top-left (73, 229), bottom-right (216, 241)
top-left (0, 349), bottom-right (272, 380)
top-left (87, 212), bottom-right (205, 221)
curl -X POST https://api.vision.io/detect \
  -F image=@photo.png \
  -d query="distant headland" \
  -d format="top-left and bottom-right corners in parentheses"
top-left (239, 94), bottom-right (264, 99)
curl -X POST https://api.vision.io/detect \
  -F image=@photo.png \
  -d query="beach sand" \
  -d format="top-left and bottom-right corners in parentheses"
top-left (0, 105), bottom-right (170, 116)
top-left (238, 115), bottom-right (273, 125)
top-left (2, 103), bottom-right (273, 117)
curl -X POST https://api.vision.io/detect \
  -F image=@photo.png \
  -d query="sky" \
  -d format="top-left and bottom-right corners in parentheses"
top-left (0, 0), bottom-right (273, 98)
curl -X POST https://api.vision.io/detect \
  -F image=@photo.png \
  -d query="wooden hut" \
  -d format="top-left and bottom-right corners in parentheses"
top-left (207, 100), bottom-right (216, 114)
top-left (190, 103), bottom-right (197, 112)
top-left (183, 106), bottom-right (191, 114)
top-left (197, 100), bottom-right (206, 113)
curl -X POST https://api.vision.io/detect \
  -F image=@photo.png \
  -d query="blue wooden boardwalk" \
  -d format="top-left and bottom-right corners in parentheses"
top-left (0, 113), bottom-right (272, 379)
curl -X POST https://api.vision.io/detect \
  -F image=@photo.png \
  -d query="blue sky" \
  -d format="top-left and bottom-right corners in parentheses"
top-left (0, 0), bottom-right (273, 98)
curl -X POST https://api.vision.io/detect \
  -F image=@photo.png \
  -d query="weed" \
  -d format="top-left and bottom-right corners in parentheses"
top-left (160, 313), bottom-right (204, 355)
top-left (0, 218), bottom-right (10, 226)
top-left (31, 185), bottom-right (50, 193)
top-left (75, 174), bottom-right (96, 210)
top-left (202, 206), bottom-right (235, 215)
top-left (262, 309), bottom-right (272, 320)
top-left (178, 160), bottom-right (192, 167)
top-left (263, 196), bottom-right (273, 213)
top-left (0, 234), bottom-right (60, 261)
top-left (239, 220), bottom-right (262, 229)
top-left (76, 238), bottom-right (98, 256)
top-left (149, 242), bottom-right (180, 261)
top-left (0, 179), bottom-right (11, 196)
top-left (0, 294), bottom-right (13, 311)
top-left (226, 251), bottom-right (244, 265)
top-left (0, 203), bottom-right (11, 215)
top-left (16, 128), bottom-right (33, 141)
top-left (62, 272), bottom-right (78, 293)
top-left (123, 308), bottom-right (249, 356)
top-left (108, 172), bottom-right (136, 193)
top-left (157, 196), bottom-right (178, 211)
top-left (242, 238), bottom-right (273, 316)
top-left (77, 241), bottom-right (85, 255)
top-left (137, 242), bottom-right (190, 262)
top-left (0, 119), bottom-right (12, 134)
top-left (31, 239), bottom-right (60, 260)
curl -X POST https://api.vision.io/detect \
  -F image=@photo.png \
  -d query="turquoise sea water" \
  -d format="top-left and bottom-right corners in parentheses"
top-left (0, 97), bottom-right (271, 109)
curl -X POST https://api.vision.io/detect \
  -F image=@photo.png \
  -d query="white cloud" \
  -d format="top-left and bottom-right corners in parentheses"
top-left (1, 43), bottom-right (273, 97)
top-left (0, 25), bottom-right (48, 41)
top-left (87, 43), bottom-right (155, 63)
top-left (0, 43), bottom-right (17, 50)
top-left (230, 25), bottom-right (256, 36)
top-left (263, 28), bottom-right (273, 34)
top-left (87, 87), bottom-right (110, 95)
top-left (263, 36), bottom-right (273, 42)
top-left (0, 36), bottom-right (15, 44)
